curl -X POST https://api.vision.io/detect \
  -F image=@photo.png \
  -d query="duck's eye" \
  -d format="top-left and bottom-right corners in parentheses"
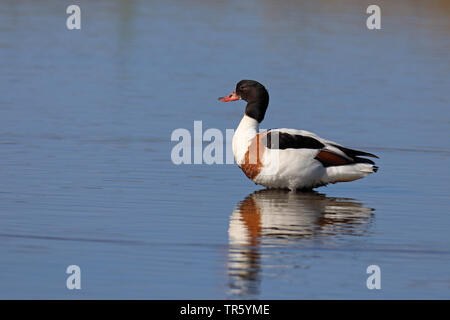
top-left (239, 86), bottom-right (247, 91)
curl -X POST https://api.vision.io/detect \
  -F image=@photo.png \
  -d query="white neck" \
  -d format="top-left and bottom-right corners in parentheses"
top-left (232, 115), bottom-right (259, 164)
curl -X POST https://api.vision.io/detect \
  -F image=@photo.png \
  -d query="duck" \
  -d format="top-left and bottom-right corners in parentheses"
top-left (227, 189), bottom-right (374, 295)
top-left (218, 80), bottom-right (379, 191)
top-left (228, 189), bottom-right (373, 245)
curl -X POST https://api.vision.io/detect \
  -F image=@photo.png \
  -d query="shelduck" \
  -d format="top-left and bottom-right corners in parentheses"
top-left (219, 80), bottom-right (378, 191)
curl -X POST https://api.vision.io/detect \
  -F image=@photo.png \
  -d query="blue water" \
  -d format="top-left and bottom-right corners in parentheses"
top-left (0, 0), bottom-right (449, 299)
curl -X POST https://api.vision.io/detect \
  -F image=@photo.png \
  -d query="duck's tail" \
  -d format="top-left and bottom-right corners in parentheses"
top-left (325, 163), bottom-right (378, 184)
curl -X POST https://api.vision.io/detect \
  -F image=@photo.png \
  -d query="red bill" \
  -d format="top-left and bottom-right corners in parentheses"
top-left (218, 92), bottom-right (241, 102)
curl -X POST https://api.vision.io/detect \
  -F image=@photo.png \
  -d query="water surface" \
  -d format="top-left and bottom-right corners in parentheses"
top-left (0, 0), bottom-right (449, 299)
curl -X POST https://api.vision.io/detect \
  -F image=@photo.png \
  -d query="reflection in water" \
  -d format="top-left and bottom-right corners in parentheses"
top-left (227, 190), bottom-right (374, 297)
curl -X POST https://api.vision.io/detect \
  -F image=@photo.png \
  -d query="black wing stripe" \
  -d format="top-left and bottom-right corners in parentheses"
top-left (353, 156), bottom-right (375, 165)
top-left (264, 131), bottom-right (325, 150)
top-left (330, 144), bottom-right (379, 159)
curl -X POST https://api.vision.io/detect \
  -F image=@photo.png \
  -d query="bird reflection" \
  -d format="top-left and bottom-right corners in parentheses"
top-left (227, 189), bottom-right (374, 297)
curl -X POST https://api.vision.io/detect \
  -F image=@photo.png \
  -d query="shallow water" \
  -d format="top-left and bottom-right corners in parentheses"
top-left (0, 0), bottom-right (449, 299)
